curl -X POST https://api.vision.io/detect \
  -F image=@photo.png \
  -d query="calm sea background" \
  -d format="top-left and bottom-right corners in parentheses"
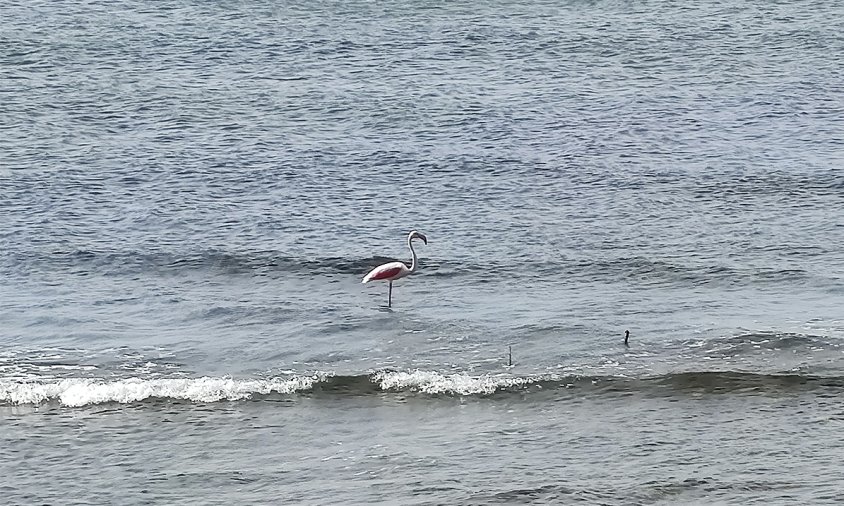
top-left (2, 0), bottom-right (844, 504)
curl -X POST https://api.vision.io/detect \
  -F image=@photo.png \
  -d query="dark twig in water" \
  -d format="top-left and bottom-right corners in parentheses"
top-left (624, 329), bottom-right (630, 347)
top-left (508, 345), bottom-right (512, 367)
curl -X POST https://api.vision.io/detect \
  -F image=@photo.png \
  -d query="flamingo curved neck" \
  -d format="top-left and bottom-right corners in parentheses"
top-left (408, 237), bottom-right (418, 272)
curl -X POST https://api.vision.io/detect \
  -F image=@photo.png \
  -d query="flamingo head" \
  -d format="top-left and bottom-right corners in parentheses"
top-left (408, 230), bottom-right (428, 245)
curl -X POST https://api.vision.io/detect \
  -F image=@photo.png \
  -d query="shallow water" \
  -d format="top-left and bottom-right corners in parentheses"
top-left (2, 0), bottom-right (844, 503)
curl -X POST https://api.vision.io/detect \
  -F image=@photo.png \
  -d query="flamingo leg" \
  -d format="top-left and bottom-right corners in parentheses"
top-left (388, 280), bottom-right (392, 308)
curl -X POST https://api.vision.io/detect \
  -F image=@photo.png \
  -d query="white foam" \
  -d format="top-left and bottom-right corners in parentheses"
top-left (373, 370), bottom-right (536, 395)
top-left (0, 375), bottom-right (321, 407)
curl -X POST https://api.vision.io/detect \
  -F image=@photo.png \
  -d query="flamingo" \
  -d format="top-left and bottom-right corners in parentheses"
top-left (362, 230), bottom-right (428, 307)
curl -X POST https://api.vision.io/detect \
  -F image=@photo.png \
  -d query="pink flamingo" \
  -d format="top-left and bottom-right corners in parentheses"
top-left (362, 230), bottom-right (428, 307)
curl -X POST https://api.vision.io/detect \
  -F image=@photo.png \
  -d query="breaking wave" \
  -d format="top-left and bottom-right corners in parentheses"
top-left (0, 375), bottom-right (322, 407)
top-left (3, 368), bottom-right (844, 408)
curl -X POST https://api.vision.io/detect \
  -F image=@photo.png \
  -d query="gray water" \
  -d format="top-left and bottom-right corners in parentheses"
top-left (2, 0), bottom-right (844, 503)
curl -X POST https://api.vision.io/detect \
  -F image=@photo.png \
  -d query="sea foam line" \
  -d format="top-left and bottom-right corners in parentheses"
top-left (0, 376), bottom-right (322, 407)
top-left (373, 370), bottom-right (539, 395)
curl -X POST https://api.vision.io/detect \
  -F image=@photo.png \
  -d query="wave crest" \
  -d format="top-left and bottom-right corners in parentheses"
top-left (373, 370), bottom-right (537, 395)
top-left (3, 369), bottom-right (843, 408)
top-left (0, 375), bottom-right (321, 407)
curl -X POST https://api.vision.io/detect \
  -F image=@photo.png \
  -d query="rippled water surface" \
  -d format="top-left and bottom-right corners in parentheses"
top-left (2, 0), bottom-right (844, 504)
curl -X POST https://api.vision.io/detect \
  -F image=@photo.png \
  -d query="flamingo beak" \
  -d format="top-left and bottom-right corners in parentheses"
top-left (418, 233), bottom-right (427, 245)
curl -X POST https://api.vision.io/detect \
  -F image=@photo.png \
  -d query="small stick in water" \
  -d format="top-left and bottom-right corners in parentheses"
top-left (508, 345), bottom-right (513, 366)
top-left (624, 329), bottom-right (630, 346)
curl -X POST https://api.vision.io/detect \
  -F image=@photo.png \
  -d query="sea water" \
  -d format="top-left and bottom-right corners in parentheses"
top-left (2, 0), bottom-right (844, 503)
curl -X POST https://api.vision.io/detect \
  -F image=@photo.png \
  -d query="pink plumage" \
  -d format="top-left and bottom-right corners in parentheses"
top-left (362, 263), bottom-right (406, 283)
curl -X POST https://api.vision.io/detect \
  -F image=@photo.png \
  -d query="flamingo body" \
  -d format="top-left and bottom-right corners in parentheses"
top-left (362, 230), bottom-right (427, 307)
top-left (362, 261), bottom-right (408, 283)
